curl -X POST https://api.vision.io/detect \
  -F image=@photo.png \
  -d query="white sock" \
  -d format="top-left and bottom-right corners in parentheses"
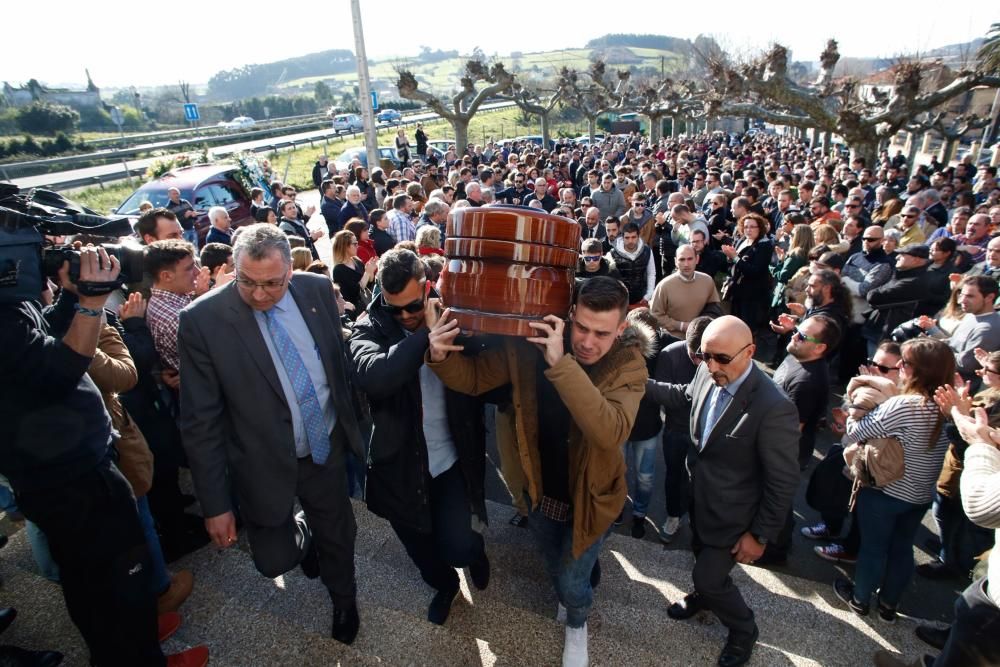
top-left (556, 603), bottom-right (567, 624)
top-left (562, 623), bottom-right (588, 667)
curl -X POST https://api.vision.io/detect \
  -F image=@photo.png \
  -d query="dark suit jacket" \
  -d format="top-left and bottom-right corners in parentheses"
top-left (178, 273), bottom-right (364, 526)
top-left (654, 363), bottom-right (799, 547)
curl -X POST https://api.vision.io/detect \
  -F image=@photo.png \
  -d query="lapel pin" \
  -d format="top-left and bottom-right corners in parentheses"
top-left (311, 307), bottom-right (317, 313)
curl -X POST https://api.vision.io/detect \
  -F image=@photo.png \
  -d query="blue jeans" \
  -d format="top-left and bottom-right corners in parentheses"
top-left (25, 520), bottom-right (60, 582)
top-left (854, 487), bottom-right (930, 607)
top-left (0, 477), bottom-right (17, 514)
top-left (934, 492), bottom-right (995, 572)
top-left (137, 496), bottom-right (171, 595)
top-left (623, 434), bottom-right (659, 517)
top-left (182, 227), bottom-right (199, 250)
top-left (528, 505), bottom-right (611, 628)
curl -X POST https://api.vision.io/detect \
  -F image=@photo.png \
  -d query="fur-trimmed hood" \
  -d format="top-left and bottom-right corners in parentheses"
top-left (617, 320), bottom-right (658, 360)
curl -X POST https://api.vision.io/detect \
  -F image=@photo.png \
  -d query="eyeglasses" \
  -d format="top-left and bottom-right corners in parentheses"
top-left (902, 213), bottom-right (918, 218)
top-left (862, 236), bottom-right (882, 242)
top-left (235, 276), bottom-right (287, 293)
top-left (793, 328), bottom-right (822, 344)
top-left (632, 203), bottom-right (644, 207)
top-left (983, 367), bottom-right (1000, 377)
top-left (865, 358), bottom-right (895, 374)
top-left (382, 289), bottom-right (426, 316)
top-left (582, 255), bottom-right (602, 262)
top-left (899, 359), bottom-right (914, 369)
top-left (695, 342), bottom-right (752, 365)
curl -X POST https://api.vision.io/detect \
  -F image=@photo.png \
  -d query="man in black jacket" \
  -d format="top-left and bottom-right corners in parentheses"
top-left (312, 155), bottom-right (329, 188)
top-left (348, 249), bottom-right (490, 626)
top-left (863, 244), bottom-right (950, 354)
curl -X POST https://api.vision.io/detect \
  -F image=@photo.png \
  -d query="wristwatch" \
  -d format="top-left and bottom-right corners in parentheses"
top-left (752, 533), bottom-right (768, 546)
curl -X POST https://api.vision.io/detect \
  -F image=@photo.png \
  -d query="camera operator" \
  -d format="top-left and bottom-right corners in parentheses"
top-left (0, 246), bottom-right (208, 667)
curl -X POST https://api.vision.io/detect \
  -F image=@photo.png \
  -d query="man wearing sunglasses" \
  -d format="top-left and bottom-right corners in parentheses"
top-left (426, 277), bottom-right (649, 667)
top-left (178, 224), bottom-right (366, 646)
top-left (651, 315), bottom-right (799, 667)
top-left (348, 249), bottom-right (491, 628)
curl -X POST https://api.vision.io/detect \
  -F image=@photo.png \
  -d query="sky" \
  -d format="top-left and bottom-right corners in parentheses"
top-left (3, 1), bottom-right (996, 89)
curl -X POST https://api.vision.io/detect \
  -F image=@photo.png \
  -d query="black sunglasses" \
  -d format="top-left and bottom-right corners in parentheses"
top-left (695, 342), bottom-right (751, 365)
top-left (865, 358), bottom-right (895, 374)
top-left (383, 299), bottom-right (424, 316)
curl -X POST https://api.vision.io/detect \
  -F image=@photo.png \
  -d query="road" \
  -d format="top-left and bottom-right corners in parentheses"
top-left (8, 102), bottom-right (514, 192)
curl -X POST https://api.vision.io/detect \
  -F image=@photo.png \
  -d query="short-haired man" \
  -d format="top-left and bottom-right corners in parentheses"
top-left (416, 199), bottom-right (450, 244)
top-left (967, 235), bottom-right (1000, 279)
top-left (136, 208), bottom-right (183, 245)
top-left (204, 206), bottom-right (232, 246)
top-left (427, 277), bottom-right (650, 667)
top-left (896, 205), bottom-right (927, 247)
top-left (610, 222), bottom-right (656, 308)
top-left (916, 276), bottom-right (1000, 382)
top-left (591, 172), bottom-right (627, 220)
top-left (348, 249), bottom-right (491, 627)
top-left (649, 244), bottom-right (722, 339)
top-left (524, 177), bottom-right (557, 211)
top-left (179, 224), bottom-right (365, 645)
top-left (387, 194), bottom-right (416, 242)
top-left (690, 229), bottom-right (728, 279)
top-left (579, 205), bottom-right (607, 245)
top-left (654, 316), bottom-right (799, 667)
top-left (199, 242), bottom-right (233, 276)
top-left (338, 185), bottom-right (369, 233)
top-left (604, 218), bottom-right (621, 253)
top-left (954, 213), bottom-right (991, 264)
top-left (576, 238), bottom-right (620, 281)
top-left (145, 240), bottom-right (206, 378)
top-left (165, 186), bottom-right (199, 248)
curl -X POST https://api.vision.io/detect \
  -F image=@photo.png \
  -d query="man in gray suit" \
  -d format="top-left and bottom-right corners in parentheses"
top-left (178, 224), bottom-right (365, 645)
top-left (653, 316), bottom-right (799, 667)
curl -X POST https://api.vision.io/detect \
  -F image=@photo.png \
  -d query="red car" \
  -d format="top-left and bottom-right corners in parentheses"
top-left (115, 164), bottom-right (255, 243)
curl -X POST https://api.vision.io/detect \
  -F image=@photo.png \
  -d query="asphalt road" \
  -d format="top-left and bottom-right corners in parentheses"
top-left (11, 102), bottom-right (513, 191)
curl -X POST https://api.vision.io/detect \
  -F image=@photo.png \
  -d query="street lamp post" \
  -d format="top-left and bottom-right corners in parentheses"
top-left (350, 0), bottom-right (379, 171)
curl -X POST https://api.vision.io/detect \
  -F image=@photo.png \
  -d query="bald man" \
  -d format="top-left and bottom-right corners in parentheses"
top-left (651, 316), bottom-right (799, 667)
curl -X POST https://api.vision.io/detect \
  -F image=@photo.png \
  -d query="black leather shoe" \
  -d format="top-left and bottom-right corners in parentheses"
top-left (590, 558), bottom-right (601, 589)
top-left (0, 607), bottom-right (16, 635)
top-left (427, 586), bottom-right (459, 625)
top-left (718, 624), bottom-right (759, 667)
top-left (331, 604), bottom-right (360, 645)
top-left (667, 592), bottom-right (702, 620)
top-left (915, 624), bottom-right (950, 650)
top-left (469, 555), bottom-right (490, 591)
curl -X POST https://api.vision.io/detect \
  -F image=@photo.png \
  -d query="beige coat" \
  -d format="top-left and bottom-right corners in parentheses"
top-left (428, 326), bottom-right (650, 557)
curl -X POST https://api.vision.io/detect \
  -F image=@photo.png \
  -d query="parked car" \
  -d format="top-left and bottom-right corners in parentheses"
top-left (114, 164), bottom-right (254, 244)
top-left (332, 113), bottom-right (363, 134)
top-left (223, 116), bottom-right (256, 130)
top-left (331, 145), bottom-right (445, 172)
top-left (377, 109), bottom-right (402, 124)
top-left (427, 139), bottom-right (455, 153)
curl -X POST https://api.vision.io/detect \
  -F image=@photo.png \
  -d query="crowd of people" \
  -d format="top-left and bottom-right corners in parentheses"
top-left (3, 125), bottom-right (1000, 667)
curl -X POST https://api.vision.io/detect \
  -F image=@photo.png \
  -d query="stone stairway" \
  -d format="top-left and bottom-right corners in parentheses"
top-left (0, 499), bottom-right (938, 666)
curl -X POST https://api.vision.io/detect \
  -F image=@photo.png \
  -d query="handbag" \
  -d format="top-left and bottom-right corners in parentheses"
top-left (845, 436), bottom-right (905, 510)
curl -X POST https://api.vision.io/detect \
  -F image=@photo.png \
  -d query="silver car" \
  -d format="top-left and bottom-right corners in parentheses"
top-left (331, 113), bottom-right (363, 134)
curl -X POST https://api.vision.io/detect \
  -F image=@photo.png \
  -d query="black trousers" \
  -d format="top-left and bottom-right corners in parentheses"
top-left (935, 578), bottom-right (1000, 666)
top-left (690, 514), bottom-right (756, 636)
top-left (662, 429), bottom-right (691, 519)
top-left (244, 427), bottom-right (357, 608)
top-left (390, 463), bottom-right (486, 593)
top-left (17, 459), bottom-right (164, 667)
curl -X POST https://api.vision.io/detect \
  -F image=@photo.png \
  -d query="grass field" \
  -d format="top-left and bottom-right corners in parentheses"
top-left (70, 106), bottom-right (589, 213)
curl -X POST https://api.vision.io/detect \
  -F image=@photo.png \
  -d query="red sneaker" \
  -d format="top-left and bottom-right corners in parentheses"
top-left (166, 645), bottom-right (209, 667)
top-left (157, 611), bottom-right (181, 643)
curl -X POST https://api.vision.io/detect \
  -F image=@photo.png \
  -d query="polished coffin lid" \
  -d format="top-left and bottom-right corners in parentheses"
top-left (440, 206), bottom-right (578, 336)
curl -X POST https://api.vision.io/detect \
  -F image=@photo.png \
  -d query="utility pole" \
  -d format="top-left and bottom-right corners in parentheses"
top-left (350, 0), bottom-right (379, 170)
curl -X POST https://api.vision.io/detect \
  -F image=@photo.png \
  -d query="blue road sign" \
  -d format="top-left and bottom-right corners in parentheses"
top-left (183, 103), bottom-right (200, 122)
top-left (370, 91), bottom-right (378, 111)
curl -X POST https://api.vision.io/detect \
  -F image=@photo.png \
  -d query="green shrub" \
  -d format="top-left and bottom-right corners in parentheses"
top-left (16, 102), bottom-right (80, 135)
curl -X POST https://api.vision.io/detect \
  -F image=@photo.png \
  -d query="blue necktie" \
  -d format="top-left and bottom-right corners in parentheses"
top-left (264, 309), bottom-right (330, 464)
top-left (701, 386), bottom-right (731, 448)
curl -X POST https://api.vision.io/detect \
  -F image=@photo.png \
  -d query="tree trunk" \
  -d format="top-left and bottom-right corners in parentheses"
top-left (670, 116), bottom-right (677, 138)
top-left (453, 117), bottom-right (470, 156)
top-left (540, 113), bottom-right (551, 148)
top-left (906, 133), bottom-right (922, 174)
top-left (587, 116), bottom-right (597, 144)
top-left (649, 113), bottom-right (663, 142)
top-left (941, 138), bottom-right (958, 165)
top-left (822, 131), bottom-right (831, 155)
top-left (848, 139), bottom-right (880, 167)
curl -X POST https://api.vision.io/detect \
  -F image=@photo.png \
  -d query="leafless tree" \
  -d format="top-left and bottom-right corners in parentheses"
top-left (396, 59), bottom-right (514, 152)
top-left (704, 38), bottom-right (1000, 165)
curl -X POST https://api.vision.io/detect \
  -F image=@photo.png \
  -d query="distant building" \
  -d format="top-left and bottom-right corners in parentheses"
top-left (2, 70), bottom-right (102, 109)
